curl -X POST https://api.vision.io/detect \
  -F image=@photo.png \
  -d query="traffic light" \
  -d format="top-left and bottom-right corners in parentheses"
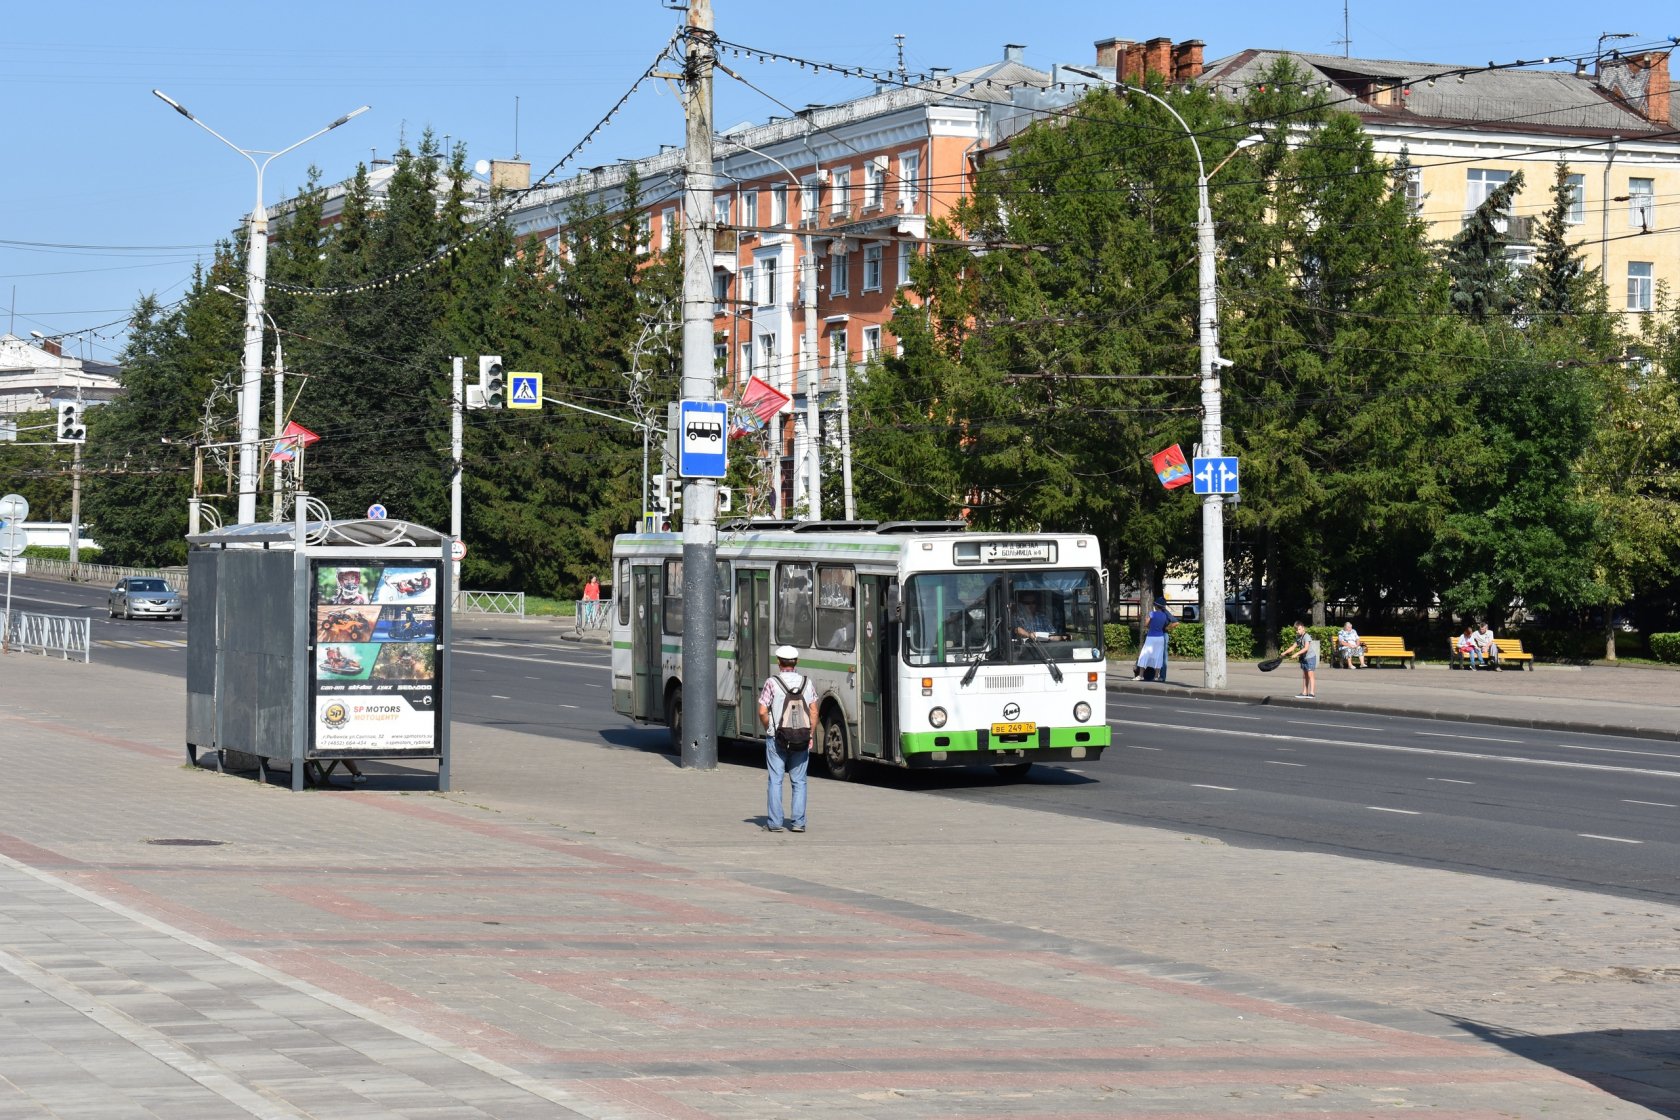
top-left (55, 400), bottom-right (87, 444)
top-left (478, 355), bottom-right (504, 409)
top-left (650, 474), bottom-right (669, 516)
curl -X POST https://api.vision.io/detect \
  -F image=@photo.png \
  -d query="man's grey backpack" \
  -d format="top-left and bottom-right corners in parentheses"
top-left (773, 676), bottom-right (812, 749)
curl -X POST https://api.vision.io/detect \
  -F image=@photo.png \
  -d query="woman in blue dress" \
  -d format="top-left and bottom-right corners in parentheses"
top-left (1132, 604), bottom-right (1178, 682)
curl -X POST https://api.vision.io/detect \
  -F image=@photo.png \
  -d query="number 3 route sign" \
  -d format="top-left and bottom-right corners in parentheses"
top-left (1192, 456), bottom-right (1240, 495)
top-left (676, 399), bottom-right (728, 479)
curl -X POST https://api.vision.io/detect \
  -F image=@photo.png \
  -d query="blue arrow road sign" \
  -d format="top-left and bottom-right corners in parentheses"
top-left (1192, 456), bottom-right (1240, 495)
top-left (676, 399), bottom-right (729, 479)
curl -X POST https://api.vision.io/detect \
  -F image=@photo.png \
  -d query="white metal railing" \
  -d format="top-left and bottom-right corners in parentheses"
top-left (454, 590), bottom-right (526, 617)
top-left (574, 600), bottom-right (610, 632)
top-left (2, 610), bottom-right (91, 662)
top-left (23, 558), bottom-right (190, 595)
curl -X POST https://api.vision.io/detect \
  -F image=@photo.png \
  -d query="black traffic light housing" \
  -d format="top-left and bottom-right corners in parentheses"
top-left (478, 355), bottom-right (505, 409)
top-left (55, 400), bottom-right (87, 444)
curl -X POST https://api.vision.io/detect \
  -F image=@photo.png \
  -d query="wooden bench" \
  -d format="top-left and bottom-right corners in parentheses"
top-left (1449, 635), bottom-right (1534, 670)
top-left (1348, 634), bottom-right (1414, 668)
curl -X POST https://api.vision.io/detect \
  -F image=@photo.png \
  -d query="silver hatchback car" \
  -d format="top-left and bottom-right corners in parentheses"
top-left (109, 577), bottom-right (184, 620)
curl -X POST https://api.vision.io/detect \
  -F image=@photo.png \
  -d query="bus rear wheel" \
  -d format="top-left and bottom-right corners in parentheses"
top-left (664, 687), bottom-right (683, 754)
top-left (820, 711), bottom-right (854, 782)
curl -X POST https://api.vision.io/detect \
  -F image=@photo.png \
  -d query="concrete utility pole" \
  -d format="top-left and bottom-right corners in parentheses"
top-left (450, 356), bottom-right (464, 601)
top-left (679, 0), bottom-right (720, 770)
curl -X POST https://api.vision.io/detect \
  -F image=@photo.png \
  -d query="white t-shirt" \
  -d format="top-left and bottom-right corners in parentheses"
top-left (758, 669), bottom-right (815, 730)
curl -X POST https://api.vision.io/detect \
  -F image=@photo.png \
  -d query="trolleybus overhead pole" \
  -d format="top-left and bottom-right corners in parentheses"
top-left (679, 0), bottom-right (720, 770)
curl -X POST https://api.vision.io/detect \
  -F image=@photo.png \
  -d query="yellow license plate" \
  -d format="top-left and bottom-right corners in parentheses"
top-left (990, 722), bottom-right (1037, 736)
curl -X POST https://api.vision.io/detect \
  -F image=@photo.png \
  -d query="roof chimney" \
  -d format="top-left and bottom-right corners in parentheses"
top-left (1095, 38), bottom-right (1133, 75)
top-left (490, 159), bottom-right (531, 191)
top-left (1003, 43), bottom-right (1025, 64)
top-left (1597, 50), bottom-right (1672, 124)
top-left (1172, 39), bottom-right (1205, 82)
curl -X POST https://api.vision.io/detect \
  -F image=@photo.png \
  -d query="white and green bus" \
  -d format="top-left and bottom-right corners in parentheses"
top-left (609, 522), bottom-right (1109, 779)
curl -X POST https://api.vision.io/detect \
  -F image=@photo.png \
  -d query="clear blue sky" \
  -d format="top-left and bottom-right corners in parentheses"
top-left (2, 0), bottom-right (1656, 362)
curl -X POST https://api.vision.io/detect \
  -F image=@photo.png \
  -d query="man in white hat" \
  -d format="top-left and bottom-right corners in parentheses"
top-left (757, 644), bottom-right (819, 832)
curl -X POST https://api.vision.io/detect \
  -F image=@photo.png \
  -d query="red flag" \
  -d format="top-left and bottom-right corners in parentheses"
top-left (739, 375), bottom-right (790, 423)
top-left (280, 420), bottom-right (321, 447)
top-left (1152, 443), bottom-right (1192, 489)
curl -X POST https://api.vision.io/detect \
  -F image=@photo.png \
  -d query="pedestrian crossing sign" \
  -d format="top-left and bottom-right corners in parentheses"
top-left (509, 373), bottom-right (542, 410)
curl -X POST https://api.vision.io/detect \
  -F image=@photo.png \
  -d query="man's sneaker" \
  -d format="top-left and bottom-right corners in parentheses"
top-left (766, 824), bottom-right (783, 832)
top-left (789, 823), bottom-right (806, 833)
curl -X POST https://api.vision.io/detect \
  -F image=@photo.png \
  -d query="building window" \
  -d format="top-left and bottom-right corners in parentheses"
top-left (862, 245), bottom-right (883, 292)
top-left (865, 159), bottom-right (885, 209)
top-left (1465, 167), bottom-right (1512, 211)
top-left (660, 207), bottom-right (676, 251)
top-left (740, 190), bottom-right (758, 234)
top-left (897, 242), bottom-right (913, 287)
top-left (771, 184), bottom-right (788, 228)
top-left (899, 151), bottom-right (920, 209)
top-left (713, 342), bottom-right (729, 374)
top-left (831, 168), bottom-right (851, 215)
top-left (1403, 167), bottom-right (1424, 215)
top-left (829, 250), bottom-right (849, 296)
top-left (712, 272), bottom-right (729, 315)
top-left (714, 195), bottom-right (732, 226)
top-left (757, 258), bottom-right (778, 307)
top-left (1630, 178), bottom-right (1654, 230)
top-left (802, 177), bottom-right (821, 224)
top-left (1628, 261), bottom-right (1654, 312)
top-left (830, 329), bottom-right (848, 371)
top-left (740, 341), bottom-right (753, 375)
top-left (635, 213), bottom-right (651, 252)
top-left (1566, 174), bottom-right (1584, 225)
top-left (759, 333), bottom-right (777, 372)
top-left (862, 325), bottom-right (882, 358)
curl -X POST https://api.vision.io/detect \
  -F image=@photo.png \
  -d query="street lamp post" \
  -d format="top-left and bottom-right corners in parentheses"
top-left (213, 284), bottom-right (287, 520)
top-left (153, 90), bottom-right (368, 525)
top-left (1065, 69), bottom-right (1258, 690)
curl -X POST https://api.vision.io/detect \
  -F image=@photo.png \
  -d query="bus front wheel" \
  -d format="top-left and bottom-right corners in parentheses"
top-left (664, 687), bottom-right (682, 754)
top-left (820, 711), bottom-right (854, 782)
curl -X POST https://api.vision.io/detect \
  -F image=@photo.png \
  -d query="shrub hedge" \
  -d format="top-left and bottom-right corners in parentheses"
top-left (1103, 622), bottom-right (1258, 661)
top-left (1651, 633), bottom-right (1680, 663)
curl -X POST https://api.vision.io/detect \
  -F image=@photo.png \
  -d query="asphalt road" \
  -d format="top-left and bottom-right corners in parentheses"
top-left (11, 571), bottom-right (1679, 905)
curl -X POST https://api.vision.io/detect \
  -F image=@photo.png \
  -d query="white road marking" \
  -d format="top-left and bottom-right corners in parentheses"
top-left (451, 648), bottom-right (607, 670)
top-left (1118, 718), bottom-right (1680, 781)
top-left (1122, 744), bottom-right (1162, 751)
top-left (1415, 731), bottom-right (1523, 744)
top-left (1579, 833), bottom-right (1642, 844)
top-left (491, 694), bottom-right (511, 700)
top-left (1368, 806), bottom-right (1420, 815)
top-left (1564, 744), bottom-right (1680, 761)
top-left (559, 704), bottom-right (579, 709)
top-left (1428, 777), bottom-right (1475, 785)
top-left (1266, 760), bottom-right (1305, 767)
top-left (1622, 799), bottom-right (1676, 808)
top-left (1193, 784), bottom-right (1237, 791)
top-left (1292, 721), bottom-right (1385, 731)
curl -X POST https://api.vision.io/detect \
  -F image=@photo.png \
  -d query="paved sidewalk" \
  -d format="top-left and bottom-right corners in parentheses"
top-left (1, 651), bottom-right (1676, 1118)
top-left (1120, 656), bottom-right (1680, 739)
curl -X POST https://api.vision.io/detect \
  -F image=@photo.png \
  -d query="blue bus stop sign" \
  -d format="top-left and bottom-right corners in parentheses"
top-left (676, 399), bottom-right (728, 479)
top-left (1192, 457), bottom-right (1239, 495)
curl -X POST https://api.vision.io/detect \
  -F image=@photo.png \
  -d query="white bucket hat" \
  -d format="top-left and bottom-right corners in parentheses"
top-left (774, 644), bottom-right (800, 662)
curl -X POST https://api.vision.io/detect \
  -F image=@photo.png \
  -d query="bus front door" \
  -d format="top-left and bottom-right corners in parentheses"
top-left (631, 564), bottom-right (663, 721)
top-left (736, 568), bottom-right (771, 736)
top-left (859, 575), bottom-right (892, 760)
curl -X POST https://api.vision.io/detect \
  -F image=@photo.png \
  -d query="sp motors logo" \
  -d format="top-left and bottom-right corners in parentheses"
top-left (321, 702), bottom-right (350, 729)
top-left (1002, 702), bottom-right (1021, 720)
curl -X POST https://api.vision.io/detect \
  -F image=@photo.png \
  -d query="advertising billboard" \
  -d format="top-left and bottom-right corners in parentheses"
top-left (308, 560), bottom-right (443, 757)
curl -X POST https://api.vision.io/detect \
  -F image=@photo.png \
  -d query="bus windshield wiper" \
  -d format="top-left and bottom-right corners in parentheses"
top-left (961, 655), bottom-right (982, 687)
top-left (1020, 636), bottom-right (1063, 683)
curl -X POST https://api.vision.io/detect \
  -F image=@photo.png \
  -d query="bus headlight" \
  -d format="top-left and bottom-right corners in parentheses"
top-left (929, 707), bottom-right (948, 728)
top-left (1073, 701), bottom-right (1091, 723)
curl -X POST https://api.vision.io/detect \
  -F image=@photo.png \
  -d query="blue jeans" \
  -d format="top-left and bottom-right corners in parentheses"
top-left (765, 738), bottom-right (808, 829)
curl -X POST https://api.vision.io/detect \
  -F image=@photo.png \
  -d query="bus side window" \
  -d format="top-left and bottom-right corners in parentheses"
top-left (775, 561), bottom-right (814, 649)
top-left (616, 558), bottom-right (630, 626)
top-left (663, 559), bottom-right (684, 635)
top-left (816, 565), bottom-right (855, 651)
top-left (715, 560), bottom-right (731, 627)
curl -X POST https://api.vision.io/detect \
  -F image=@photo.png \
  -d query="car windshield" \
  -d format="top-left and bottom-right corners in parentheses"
top-left (903, 569), bottom-right (1102, 666)
top-left (128, 580), bottom-right (169, 593)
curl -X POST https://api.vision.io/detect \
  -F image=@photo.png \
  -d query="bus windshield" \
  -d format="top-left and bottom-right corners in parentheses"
top-left (903, 569), bottom-right (1103, 666)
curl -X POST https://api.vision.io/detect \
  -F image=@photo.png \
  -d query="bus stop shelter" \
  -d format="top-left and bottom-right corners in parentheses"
top-left (185, 516), bottom-right (452, 791)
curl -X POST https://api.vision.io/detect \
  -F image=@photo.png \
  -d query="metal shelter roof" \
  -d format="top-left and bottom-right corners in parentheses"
top-left (187, 519), bottom-right (448, 549)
